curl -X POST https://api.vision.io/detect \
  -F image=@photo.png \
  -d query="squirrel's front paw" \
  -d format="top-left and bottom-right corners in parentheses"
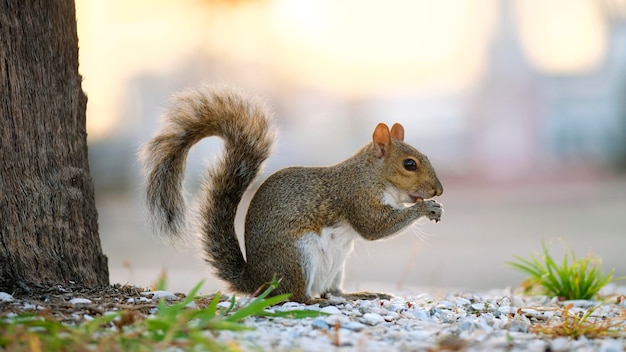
top-left (421, 200), bottom-right (443, 223)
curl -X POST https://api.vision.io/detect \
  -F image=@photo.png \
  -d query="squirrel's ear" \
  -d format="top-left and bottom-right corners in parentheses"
top-left (390, 123), bottom-right (404, 141)
top-left (372, 123), bottom-right (391, 159)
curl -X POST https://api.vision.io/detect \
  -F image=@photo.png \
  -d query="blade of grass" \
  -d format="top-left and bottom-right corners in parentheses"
top-left (258, 310), bottom-right (328, 319)
top-left (204, 292), bottom-right (222, 317)
top-left (225, 294), bottom-right (292, 323)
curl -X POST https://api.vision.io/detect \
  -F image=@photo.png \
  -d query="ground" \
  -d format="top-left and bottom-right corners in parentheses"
top-left (2, 283), bottom-right (626, 351)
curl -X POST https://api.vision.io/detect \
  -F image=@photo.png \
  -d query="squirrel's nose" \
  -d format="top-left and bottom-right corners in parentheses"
top-left (434, 180), bottom-right (443, 197)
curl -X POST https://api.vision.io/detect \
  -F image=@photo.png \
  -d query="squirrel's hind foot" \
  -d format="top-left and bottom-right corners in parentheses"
top-left (338, 291), bottom-right (394, 301)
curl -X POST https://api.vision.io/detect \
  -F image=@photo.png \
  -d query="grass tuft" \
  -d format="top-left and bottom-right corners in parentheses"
top-left (508, 241), bottom-right (616, 300)
top-left (531, 303), bottom-right (626, 339)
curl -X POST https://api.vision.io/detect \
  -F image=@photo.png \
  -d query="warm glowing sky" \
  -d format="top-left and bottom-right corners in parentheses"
top-left (515, 0), bottom-right (607, 73)
top-left (76, 0), bottom-right (613, 140)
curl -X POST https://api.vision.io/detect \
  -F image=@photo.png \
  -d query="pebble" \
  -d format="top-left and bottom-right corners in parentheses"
top-left (325, 314), bottom-right (349, 325)
top-left (407, 308), bottom-right (429, 320)
top-left (141, 290), bottom-right (177, 300)
top-left (68, 297), bottom-right (92, 305)
top-left (550, 336), bottom-right (571, 351)
top-left (341, 321), bottom-right (365, 331)
top-left (471, 302), bottom-right (486, 311)
top-left (127, 296), bottom-right (151, 303)
top-left (361, 313), bottom-right (384, 325)
top-left (0, 292), bottom-right (14, 302)
top-left (509, 313), bottom-right (531, 333)
top-left (599, 339), bottom-right (624, 352)
top-left (499, 305), bottom-right (517, 314)
top-left (217, 301), bottom-right (233, 309)
top-left (319, 306), bottom-right (341, 315)
top-left (311, 318), bottom-right (329, 330)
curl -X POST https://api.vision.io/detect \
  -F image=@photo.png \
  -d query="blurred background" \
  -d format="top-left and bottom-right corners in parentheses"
top-left (77, 0), bottom-right (626, 294)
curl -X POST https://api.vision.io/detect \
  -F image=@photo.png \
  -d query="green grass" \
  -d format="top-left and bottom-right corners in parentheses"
top-left (508, 241), bottom-right (616, 300)
top-left (0, 278), bottom-right (324, 351)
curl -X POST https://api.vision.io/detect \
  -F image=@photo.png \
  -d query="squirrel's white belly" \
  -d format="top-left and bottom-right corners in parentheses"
top-left (296, 222), bottom-right (359, 297)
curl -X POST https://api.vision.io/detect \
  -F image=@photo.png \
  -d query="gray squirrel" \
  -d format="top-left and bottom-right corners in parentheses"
top-left (141, 86), bottom-right (444, 304)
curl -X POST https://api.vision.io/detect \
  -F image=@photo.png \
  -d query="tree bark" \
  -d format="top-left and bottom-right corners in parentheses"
top-left (0, 1), bottom-right (109, 291)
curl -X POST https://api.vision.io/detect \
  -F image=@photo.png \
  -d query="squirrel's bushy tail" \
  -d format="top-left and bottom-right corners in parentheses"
top-left (140, 86), bottom-right (274, 293)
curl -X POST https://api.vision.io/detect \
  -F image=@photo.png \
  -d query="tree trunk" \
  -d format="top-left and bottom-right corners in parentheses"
top-left (0, 1), bottom-right (109, 291)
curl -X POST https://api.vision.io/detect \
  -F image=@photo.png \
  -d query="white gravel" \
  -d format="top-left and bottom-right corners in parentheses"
top-left (214, 286), bottom-right (626, 352)
top-left (2, 285), bottom-right (625, 351)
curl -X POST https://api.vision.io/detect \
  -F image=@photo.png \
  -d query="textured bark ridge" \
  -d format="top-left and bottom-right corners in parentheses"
top-left (0, 1), bottom-right (109, 291)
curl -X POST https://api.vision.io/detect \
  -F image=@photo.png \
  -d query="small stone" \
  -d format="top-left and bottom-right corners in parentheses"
top-left (358, 300), bottom-right (373, 309)
top-left (520, 308), bottom-right (542, 319)
top-left (598, 338), bottom-right (624, 352)
top-left (0, 292), bottom-right (14, 302)
top-left (458, 317), bottom-right (474, 331)
top-left (217, 301), bottom-right (232, 309)
top-left (282, 302), bottom-right (304, 309)
top-left (498, 306), bottom-right (517, 315)
top-left (22, 302), bottom-right (40, 310)
top-left (407, 330), bottom-right (429, 339)
top-left (491, 315), bottom-right (508, 330)
top-left (142, 291), bottom-right (177, 300)
top-left (388, 304), bottom-right (403, 312)
top-left (454, 298), bottom-right (471, 307)
top-left (367, 306), bottom-right (388, 315)
top-left (68, 298), bottom-right (92, 305)
top-left (400, 310), bottom-right (416, 320)
top-left (471, 303), bottom-right (486, 311)
top-left (526, 339), bottom-right (548, 352)
top-left (341, 321), bottom-right (365, 331)
top-left (384, 312), bottom-right (399, 321)
top-left (325, 314), bottom-right (349, 325)
top-left (430, 307), bottom-right (444, 318)
top-left (320, 306), bottom-right (341, 315)
top-left (474, 316), bottom-right (493, 332)
top-left (311, 318), bottom-right (329, 330)
top-left (407, 308), bottom-right (429, 320)
top-left (439, 310), bottom-right (458, 324)
top-left (361, 313), bottom-right (384, 325)
top-left (436, 300), bottom-right (454, 309)
top-left (508, 313), bottom-right (530, 333)
top-left (279, 318), bottom-right (299, 327)
top-left (550, 337), bottom-right (571, 351)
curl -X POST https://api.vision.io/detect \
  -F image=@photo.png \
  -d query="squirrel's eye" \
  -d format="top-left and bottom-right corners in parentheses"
top-left (403, 159), bottom-right (417, 171)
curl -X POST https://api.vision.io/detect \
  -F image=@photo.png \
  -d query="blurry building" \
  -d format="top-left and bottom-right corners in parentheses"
top-left (87, 0), bottom-right (626, 192)
top-left (467, 0), bottom-right (626, 182)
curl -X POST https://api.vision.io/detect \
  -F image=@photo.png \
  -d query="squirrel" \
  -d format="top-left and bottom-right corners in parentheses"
top-left (140, 85), bottom-right (444, 304)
